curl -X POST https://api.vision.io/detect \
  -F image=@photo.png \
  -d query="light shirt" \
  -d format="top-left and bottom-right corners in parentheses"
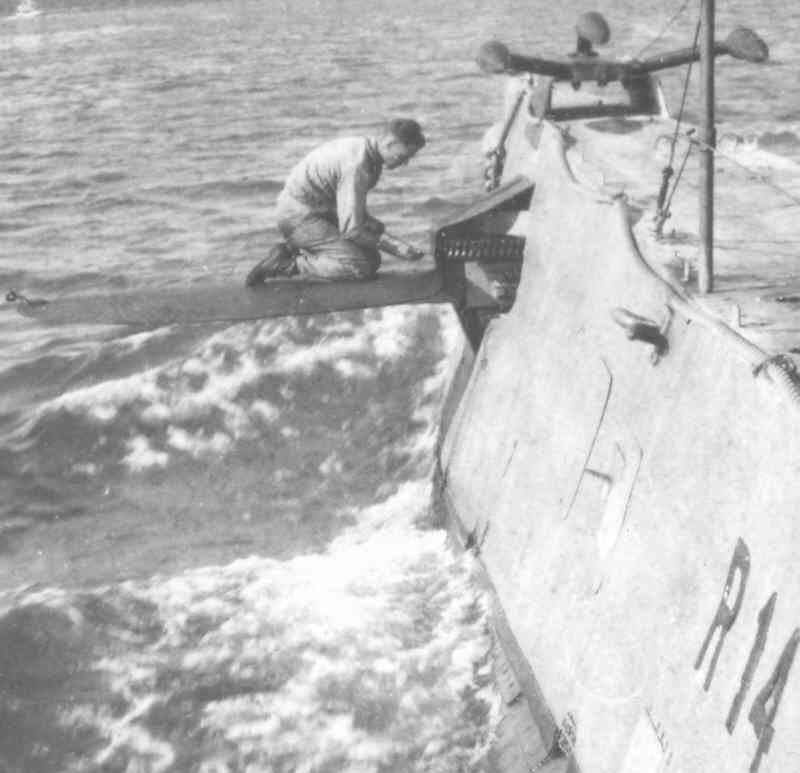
top-left (276, 137), bottom-right (383, 237)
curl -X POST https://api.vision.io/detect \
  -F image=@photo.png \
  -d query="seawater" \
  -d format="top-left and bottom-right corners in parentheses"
top-left (0, 0), bottom-right (798, 770)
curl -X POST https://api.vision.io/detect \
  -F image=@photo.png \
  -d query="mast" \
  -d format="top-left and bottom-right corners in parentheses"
top-left (698, 0), bottom-right (715, 293)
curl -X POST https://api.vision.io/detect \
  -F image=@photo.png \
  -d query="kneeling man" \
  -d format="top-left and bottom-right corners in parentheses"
top-left (246, 118), bottom-right (426, 285)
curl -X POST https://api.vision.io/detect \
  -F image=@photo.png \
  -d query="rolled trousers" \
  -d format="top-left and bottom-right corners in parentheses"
top-left (278, 215), bottom-right (381, 280)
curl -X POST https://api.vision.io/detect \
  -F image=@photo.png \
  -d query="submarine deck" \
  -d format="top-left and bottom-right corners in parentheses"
top-left (563, 115), bottom-right (800, 357)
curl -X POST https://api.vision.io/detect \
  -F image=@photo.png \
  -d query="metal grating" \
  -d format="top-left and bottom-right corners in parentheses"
top-left (436, 233), bottom-right (525, 263)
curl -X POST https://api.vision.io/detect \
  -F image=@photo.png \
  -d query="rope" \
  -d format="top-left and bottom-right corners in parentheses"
top-left (634, 0), bottom-right (693, 59)
top-left (662, 130), bottom-right (696, 215)
top-left (654, 11), bottom-right (702, 232)
top-left (667, 16), bottom-right (702, 170)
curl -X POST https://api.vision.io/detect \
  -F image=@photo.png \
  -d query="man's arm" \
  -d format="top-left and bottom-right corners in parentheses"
top-left (337, 166), bottom-right (377, 244)
top-left (377, 232), bottom-right (425, 262)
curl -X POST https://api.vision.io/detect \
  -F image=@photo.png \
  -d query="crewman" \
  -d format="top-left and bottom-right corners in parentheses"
top-left (245, 119), bottom-right (426, 285)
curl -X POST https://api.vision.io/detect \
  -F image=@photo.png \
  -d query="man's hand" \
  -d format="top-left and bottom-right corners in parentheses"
top-left (399, 244), bottom-right (425, 262)
top-left (378, 232), bottom-right (425, 262)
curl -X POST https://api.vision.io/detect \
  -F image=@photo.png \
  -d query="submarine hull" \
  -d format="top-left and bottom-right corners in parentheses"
top-left (437, 118), bottom-right (800, 772)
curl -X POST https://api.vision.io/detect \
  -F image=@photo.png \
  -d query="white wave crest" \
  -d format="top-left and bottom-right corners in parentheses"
top-left (5, 481), bottom-right (497, 771)
top-left (29, 306), bottom-right (448, 472)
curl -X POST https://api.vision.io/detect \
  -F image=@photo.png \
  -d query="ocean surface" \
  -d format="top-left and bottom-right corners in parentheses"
top-left (0, 0), bottom-right (798, 770)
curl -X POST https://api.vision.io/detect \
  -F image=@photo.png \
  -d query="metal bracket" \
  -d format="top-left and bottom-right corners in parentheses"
top-left (611, 305), bottom-right (672, 364)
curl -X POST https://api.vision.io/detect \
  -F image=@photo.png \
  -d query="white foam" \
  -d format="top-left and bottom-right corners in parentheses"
top-left (91, 696), bottom-right (176, 772)
top-left (112, 327), bottom-right (174, 354)
top-left (394, 305), bottom-right (465, 466)
top-left (166, 426), bottom-right (231, 457)
top-left (249, 399), bottom-right (280, 423)
top-left (717, 131), bottom-right (800, 172)
top-left (24, 481), bottom-right (496, 769)
top-left (333, 358), bottom-right (374, 379)
top-left (318, 452), bottom-right (342, 475)
top-left (29, 306), bottom-right (446, 473)
top-left (272, 334), bottom-right (373, 375)
top-left (270, 307), bottom-right (421, 376)
top-left (71, 461), bottom-right (98, 476)
top-left (367, 306), bottom-right (420, 361)
top-left (124, 435), bottom-right (169, 471)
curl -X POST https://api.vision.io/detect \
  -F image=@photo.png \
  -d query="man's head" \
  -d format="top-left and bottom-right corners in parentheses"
top-left (377, 118), bottom-right (426, 169)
